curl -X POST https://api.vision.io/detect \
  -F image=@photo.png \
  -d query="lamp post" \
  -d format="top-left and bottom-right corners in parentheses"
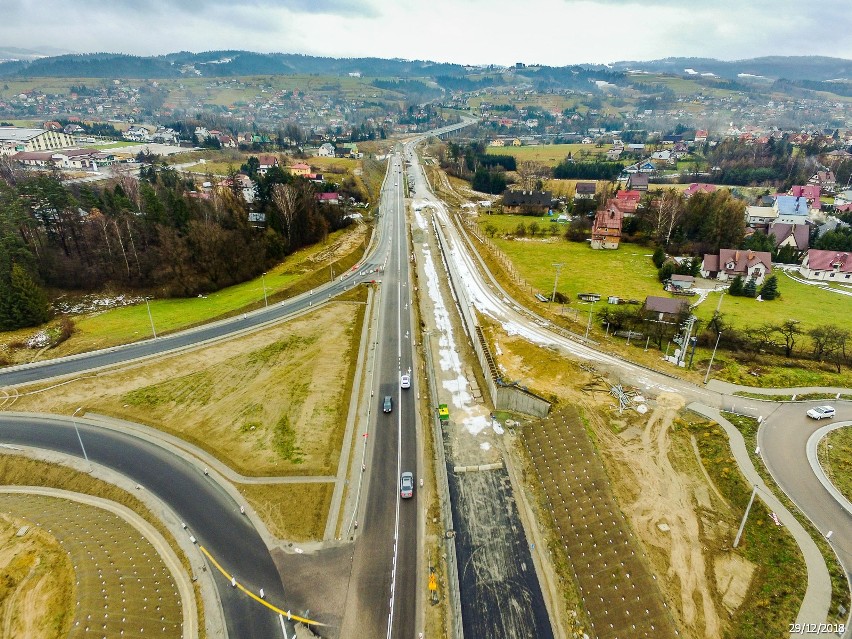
top-left (71, 407), bottom-right (89, 464)
top-left (144, 297), bottom-right (157, 339)
top-left (261, 272), bottom-right (268, 307)
top-left (550, 263), bottom-right (564, 303)
top-left (704, 330), bottom-right (723, 384)
top-left (584, 301), bottom-right (596, 340)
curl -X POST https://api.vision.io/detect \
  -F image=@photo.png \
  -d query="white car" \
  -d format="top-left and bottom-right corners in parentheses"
top-left (806, 406), bottom-right (836, 420)
top-left (400, 374), bottom-right (411, 389)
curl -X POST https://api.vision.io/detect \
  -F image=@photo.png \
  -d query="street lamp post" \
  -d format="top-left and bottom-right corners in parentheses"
top-left (704, 330), bottom-right (723, 384)
top-left (144, 297), bottom-right (157, 339)
top-left (71, 407), bottom-right (89, 464)
top-left (261, 272), bottom-right (268, 307)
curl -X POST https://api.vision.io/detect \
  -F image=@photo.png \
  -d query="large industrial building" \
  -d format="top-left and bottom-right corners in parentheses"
top-left (0, 126), bottom-right (75, 153)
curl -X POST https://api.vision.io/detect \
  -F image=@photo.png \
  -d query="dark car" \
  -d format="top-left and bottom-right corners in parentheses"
top-left (383, 395), bottom-right (393, 413)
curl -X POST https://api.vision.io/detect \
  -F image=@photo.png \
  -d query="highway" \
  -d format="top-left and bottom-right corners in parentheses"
top-left (0, 119), bottom-right (473, 639)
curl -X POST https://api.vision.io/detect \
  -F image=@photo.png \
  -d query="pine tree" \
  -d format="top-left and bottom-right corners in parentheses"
top-left (760, 275), bottom-right (779, 300)
top-left (728, 275), bottom-right (744, 296)
top-left (743, 277), bottom-right (758, 298)
top-left (652, 246), bottom-right (666, 268)
top-left (0, 264), bottom-right (51, 330)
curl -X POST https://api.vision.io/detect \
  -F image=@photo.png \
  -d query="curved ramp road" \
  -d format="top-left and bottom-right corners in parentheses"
top-left (0, 413), bottom-right (285, 639)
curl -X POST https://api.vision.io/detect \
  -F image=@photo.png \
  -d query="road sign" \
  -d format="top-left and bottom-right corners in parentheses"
top-left (428, 574), bottom-right (437, 591)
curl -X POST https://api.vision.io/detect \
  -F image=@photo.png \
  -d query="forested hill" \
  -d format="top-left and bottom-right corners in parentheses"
top-left (0, 51), bottom-right (469, 79)
top-left (607, 56), bottom-right (852, 82)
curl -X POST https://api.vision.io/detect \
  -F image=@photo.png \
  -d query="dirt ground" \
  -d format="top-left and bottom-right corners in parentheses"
top-left (488, 328), bottom-right (756, 639)
top-left (0, 513), bottom-right (73, 639)
top-left (7, 297), bottom-right (365, 478)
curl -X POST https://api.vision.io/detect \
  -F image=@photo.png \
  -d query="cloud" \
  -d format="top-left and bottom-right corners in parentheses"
top-left (1, 0), bottom-right (851, 64)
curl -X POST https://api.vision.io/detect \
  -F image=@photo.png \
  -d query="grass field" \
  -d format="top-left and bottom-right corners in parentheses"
top-left (820, 426), bottom-right (852, 503)
top-left (238, 483), bottom-right (333, 541)
top-left (486, 143), bottom-right (606, 166)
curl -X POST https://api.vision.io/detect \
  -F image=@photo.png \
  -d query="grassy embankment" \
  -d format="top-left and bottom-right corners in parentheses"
top-left (819, 426), bottom-right (852, 504)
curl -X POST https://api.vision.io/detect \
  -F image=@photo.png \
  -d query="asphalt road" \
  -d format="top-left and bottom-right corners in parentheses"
top-left (0, 413), bottom-right (286, 639)
top-left (758, 403), bottom-right (852, 581)
top-left (339, 149), bottom-right (418, 639)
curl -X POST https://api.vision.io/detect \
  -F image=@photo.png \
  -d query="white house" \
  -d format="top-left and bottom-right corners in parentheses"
top-left (799, 249), bottom-right (852, 282)
top-left (701, 249), bottom-right (772, 285)
top-left (317, 142), bottom-right (335, 157)
top-left (745, 206), bottom-right (778, 226)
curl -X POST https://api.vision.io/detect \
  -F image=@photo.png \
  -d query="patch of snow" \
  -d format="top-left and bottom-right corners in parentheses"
top-left (480, 442), bottom-right (492, 451)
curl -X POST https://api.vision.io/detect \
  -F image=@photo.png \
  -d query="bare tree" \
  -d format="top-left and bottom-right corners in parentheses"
top-left (271, 183), bottom-right (298, 246)
top-left (775, 319), bottom-right (803, 358)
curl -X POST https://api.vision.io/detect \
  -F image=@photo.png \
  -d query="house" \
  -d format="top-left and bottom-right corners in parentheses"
top-left (502, 189), bottom-right (552, 213)
top-left (809, 170), bottom-right (836, 191)
top-left (218, 174), bottom-right (256, 203)
top-left (799, 249), bottom-right (852, 282)
top-left (123, 126), bottom-right (150, 142)
top-left (627, 143), bottom-right (645, 153)
top-left (745, 206), bottom-right (777, 226)
top-left (694, 130), bottom-right (708, 143)
top-left (701, 249), bottom-right (772, 285)
top-left (218, 134), bottom-right (237, 148)
top-left (258, 155), bottom-right (279, 175)
top-left (627, 174), bottom-right (649, 191)
top-left (63, 124), bottom-right (85, 136)
top-left (316, 192), bottom-right (340, 205)
top-left (774, 195), bottom-right (810, 224)
top-left (590, 205), bottom-right (623, 249)
top-left (574, 182), bottom-right (596, 200)
top-left (287, 162), bottom-right (311, 176)
top-left (642, 296), bottom-right (689, 322)
top-left (614, 190), bottom-right (642, 214)
top-left (684, 183), bottom-right (717, 198)
top-left (651, 150), bottom-right (673, 162)
top-left (769, 222), bottom-right (809, 251)
top-left (606, 148), bottom-right (623, 161)
top-left (317, 142), bottom-right (335, 157)
top-left (789, 184), bottom-right (821, 210)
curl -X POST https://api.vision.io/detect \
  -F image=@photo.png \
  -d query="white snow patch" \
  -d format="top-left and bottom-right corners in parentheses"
top-left (463, 414), bottom-right (490, 436)
top-left (492, 422), bottom-right (505, 435)
top-left (480, 441), bottom-right (492, 451)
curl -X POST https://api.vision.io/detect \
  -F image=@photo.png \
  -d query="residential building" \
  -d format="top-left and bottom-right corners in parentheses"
top-left (642, 296), bottom-right (689, 322)
top-left (287, 162), bottom-right (311, 176)
top-left (683, 183), bottom-right (717, 198)
top-left (701, 249), bottom-right (772, 285)
top-left (768, 222), bottom-right (809, 251)
top-left (799, 249), bottom-right (852, 281)
top-left (590, 205), bottom-right (623, 249)
top-left (316, 192), bottom-right (340, 205)
top-left (574, 182), bottom-right (596, 200)
top-left (745, 206), bottom-right (778, 226)
top-left (669, 274), bottom-right (694, 290)
top-left (614, 190), bottom-right (642, 214)
top-left (789, 184), bottom-right (821, 210)
top-left (257, 155), bottom-right (279, 175)
top-left (627, 174), bottom-right (649, 191)
top-left (316, 143), bottom-right (335, 157)
top-left (773, 195), bottom-right (810, 224)
top-left (502, 189), bottom-right (552, 213)
top-left (809, 170), bottom-right (836, 191)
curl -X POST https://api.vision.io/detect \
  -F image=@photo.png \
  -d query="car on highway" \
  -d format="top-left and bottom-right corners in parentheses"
top-left (806, 405), bottom-right (836, 420)
top-left (400, 472), bottom-right (414, 498)
top-left (383, 395), bottom-right (393, 413)
top-left (401, 373), bottom-right (410, 389)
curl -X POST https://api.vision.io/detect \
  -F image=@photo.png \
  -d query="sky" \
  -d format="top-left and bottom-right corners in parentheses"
top-left (3, 0), bottom-right (852, 66)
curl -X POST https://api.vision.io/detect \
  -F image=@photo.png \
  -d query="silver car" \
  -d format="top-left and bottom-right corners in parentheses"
top-left (400, 472), bottom-right (414, 499)
top-left (806, 405), bottom-right (835, 420)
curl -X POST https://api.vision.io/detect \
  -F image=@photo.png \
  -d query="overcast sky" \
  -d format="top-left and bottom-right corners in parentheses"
top-left (4, 0), bottom-right (852, 66)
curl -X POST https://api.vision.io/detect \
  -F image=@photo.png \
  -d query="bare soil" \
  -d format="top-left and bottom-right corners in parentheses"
top-left (0, 513), bottom-right (74, 639)
top-left (488, 328), bottom-right (757, 639)
top-left (9, 296), bottom-right (365, 478)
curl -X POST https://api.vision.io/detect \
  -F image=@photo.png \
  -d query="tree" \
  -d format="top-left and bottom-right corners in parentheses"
top-left (0, 263), bottom-right (51, 330)
top-left (484, 223), bottom-right (497, 238)
top-left (728, 275), bottom-right (744, 296)
top-left (775, 319), bottom-right (802, 358)
top-left (743, 278), bottom-right (757, 298)
top-left (760, 275), bottom-right (779, 300)
top-left (652, 246), bottom-right (666, 268)
top-left (744, 322), bottom-right (779, 354)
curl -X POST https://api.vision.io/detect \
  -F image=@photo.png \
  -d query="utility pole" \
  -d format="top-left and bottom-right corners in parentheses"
top-left (261, 272), bottom-right (268, 307)
top-left (584, 301), bottom-right (596, 340)
top-left (675, 315), bottom-right (696, 367)
top-left (550, 263), bottom-right (564, 303)
top-left (144, 297), bottom-right (157, 339)
top-left (704, 330), bottom-right (722, 384)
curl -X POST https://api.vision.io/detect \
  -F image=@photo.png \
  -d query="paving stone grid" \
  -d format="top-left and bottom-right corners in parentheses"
top-left (0, 494), bottom-right (182, 638)
top-left (524, 408), bottom-right (679, 639)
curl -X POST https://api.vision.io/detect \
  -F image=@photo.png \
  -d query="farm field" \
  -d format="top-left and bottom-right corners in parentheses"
top-left (486, 143), bottom-right (606, 166)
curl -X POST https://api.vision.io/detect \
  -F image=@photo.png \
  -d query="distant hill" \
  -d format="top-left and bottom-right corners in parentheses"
top-left (0, 50), bottom-right (469, 79)
top-left (608, 56), bottom-right (852, 82)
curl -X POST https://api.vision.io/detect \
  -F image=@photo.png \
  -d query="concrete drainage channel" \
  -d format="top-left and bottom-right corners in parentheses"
top-left (523, 407), bottom-right (678, 639)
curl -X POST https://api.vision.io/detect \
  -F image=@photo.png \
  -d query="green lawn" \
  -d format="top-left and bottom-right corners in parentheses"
top-left (481, 215), bottom-right (665, 301)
